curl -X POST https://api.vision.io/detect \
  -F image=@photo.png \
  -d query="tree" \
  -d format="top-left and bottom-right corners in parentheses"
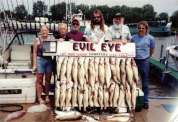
top-left (142, 4), bottom-right (156, 21)
top-left (14, 5), bottom-right (28, 20)
top-left (33, 1), bottom-right (47, 17)
top-left (158, 12), bottom-right (169, 22)
top-left (171, 10), bottom-right (178, 28)
top-left (50, 2), bottom-right (66, 21)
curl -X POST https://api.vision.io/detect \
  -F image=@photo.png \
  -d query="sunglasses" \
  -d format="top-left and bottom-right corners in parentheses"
top-left (72, 23), bottom-right (79, 26)
top-left (93, 16), bottom-right (101, 19)
top-left (138, 27), bottom-right (146, 30)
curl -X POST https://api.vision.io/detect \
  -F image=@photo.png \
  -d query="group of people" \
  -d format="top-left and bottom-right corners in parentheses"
top-left (32, 9), bottom-right (155, 109)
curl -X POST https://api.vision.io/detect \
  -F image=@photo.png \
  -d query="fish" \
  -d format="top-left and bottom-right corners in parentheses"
top-left (98, 84), bottom-right (104, 109)
top-left (104, 57), bottom-right (111, 88)
top-left (82, 115), bottom-right (99, 122)
top-left (131, 58), bottom-right (139, 85)
top-left (66, 57), bottom-right (74, 83)
top-left (110, 57), bottom-right (118, 82)
top-left (120, 58), bottom-right (126, 87)
top-left (109, 81), bottom-right (116, 107)
top-left (27, 104), bottom-right (49, 113)
top-left (103, 85), bottom-right (109, 109)
top-left (116, 58), bottom-right (121, 82)
top-left (131, 83), bottom-right (137, 110)
top-left (98, 58), bottom-right (105, 85)
top-left (72, 57), bottom-right (78, 85)
top-left (84, 57), bottom-right (90, 82)
top-left (55, 110), bottom-right (82, 120)
top-left (72, 84), bottom-right (78, 107)
top-left (94, 57), bottom-right (100, 82)
top-left (126, 58), bottom-right (134, 86)
top-left (125, 83), bottom-right (132, 111)
top-left (118, 85), bottom-right (125, 110)
top-left (93, 82), bottom-right (99, 107)
top-left (83, 84), bottom-right (89, 111)
top-left (113, 84), bottom-right (120, 107)
top-left (66, 81), bottom-right (73, 107)
top-left (88, 86), bottom-right (94, 107)
top-left (78, 89), bottom-right (84, 110)
top-left (88, 58), bottom-right (95, 91)
top-left (4, 110), bottom-right (26, 122)
top-left (60, 80), bottom-right (67, 108)
top-left (55, 81), bottom-right (60, 107)
top-left (56, 57), bottom-right (64, 80)
top-left (60, 57), bottom-right (68, 82)
top-left (78, 57), bottom-right (85, 90)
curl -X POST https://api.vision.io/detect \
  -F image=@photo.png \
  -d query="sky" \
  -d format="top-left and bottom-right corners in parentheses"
top-left (1, 0), bottom-right (178, 16)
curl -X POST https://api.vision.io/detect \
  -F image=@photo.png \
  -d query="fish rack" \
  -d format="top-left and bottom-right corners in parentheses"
top-left (43, 41), bottom-right (138, 114)
top-left (55, 56), bottom-right (138, 113)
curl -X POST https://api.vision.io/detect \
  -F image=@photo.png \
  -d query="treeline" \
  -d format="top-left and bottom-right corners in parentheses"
top-left (0, 1), bottom-right (178, 27)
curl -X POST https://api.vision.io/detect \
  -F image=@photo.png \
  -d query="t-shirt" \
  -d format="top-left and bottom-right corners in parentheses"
top-left (108, 24), bottom-right (131, 41)
top-left (66, 31), bottom-right (85, 41)
top-left (84, 24), bottom-right (108, 43)
top-left (131, 34), bottom-right (155, 59)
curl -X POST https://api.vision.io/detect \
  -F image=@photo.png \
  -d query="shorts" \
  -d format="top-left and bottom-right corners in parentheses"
top-left (37, 56), bottom-right (53, 73)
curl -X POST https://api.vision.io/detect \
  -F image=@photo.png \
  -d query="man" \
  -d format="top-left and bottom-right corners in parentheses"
top-left (66, 19), bottom-right (86, 41)
top-left (84, 9), bottom-right (108, 43)
top-left (108, 13), bottom-right (131, 44)
top-left (53, 23), bottom-right (67, 40)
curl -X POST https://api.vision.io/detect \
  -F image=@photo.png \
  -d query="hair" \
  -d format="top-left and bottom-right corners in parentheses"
top-left (58, 23), bottom-right (67, 30)
top-left (137, 21), bottom-right (149, 34)
top-left (91, 9), bottom-right (105, 32)
top-left (40, 25), bottom-right (49, 32)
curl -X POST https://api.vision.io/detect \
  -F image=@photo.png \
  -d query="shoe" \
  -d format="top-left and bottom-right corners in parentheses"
top-left (143, 103), bottom-right (149, 109)
top-left (45, 96), bottom-right (50, 104)
top-left (38, 98), bottom-right (45, 104)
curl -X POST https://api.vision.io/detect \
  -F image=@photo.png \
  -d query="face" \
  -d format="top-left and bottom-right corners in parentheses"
top-left (59, 25), bottom-right (67, 35)
top-left (138, 24), bottom-right (147, 36)
top-left (114, 17), bottom-right (124, 25)
top-left (40, 26), bottom-right (49, 38)
top-left (72, 21), bottom-right (80, 31)
top-left (93, 13), bottom-right (101, 25)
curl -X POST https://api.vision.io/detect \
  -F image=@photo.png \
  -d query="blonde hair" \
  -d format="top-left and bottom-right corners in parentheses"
top-left (58, 23), bottom-right (67, 30)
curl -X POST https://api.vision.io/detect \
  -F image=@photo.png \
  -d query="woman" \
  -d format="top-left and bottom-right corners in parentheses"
top-left (131, 21), bottom-right (155, 109)
top-left (54, 23), bottom-right (68, 41)
top-left (33, 25), bottom-right (53, 104)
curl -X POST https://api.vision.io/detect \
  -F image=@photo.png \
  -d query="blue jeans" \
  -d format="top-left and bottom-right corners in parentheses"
top-left (37, 56), bottom-right (53, 73)
top-left (135, 58), bottom-right (150, 104)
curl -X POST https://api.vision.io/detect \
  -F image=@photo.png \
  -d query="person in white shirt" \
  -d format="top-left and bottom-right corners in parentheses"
top-left (84, 9), bottom-right (108, 43)
top-left (108, 13), bottom-right (131, 44)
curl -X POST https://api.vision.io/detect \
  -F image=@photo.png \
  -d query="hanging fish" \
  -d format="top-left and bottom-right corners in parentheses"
top-left (126, 58), bottom-right (134, 86)
top-left (88, 58), bottom-right (95, 91)
top-left (78, 57), bottom-right (85, 90)
top-left (131, 58), bottom-right (139, 85)
top-left (98, 58), bottom-right (105, 85)
top-left (94, 57), bottom-right (100, 82)
top-left (72, 84), bottom-right (78, 107)
top-left (104, 57), bottom-right (111, 88)
top-left (109, 81), bottom-right (116, 107)
top-left (115, 58), bottom-right (121, 83)
top-left (72, 57), bottom-right (78, 85)
top-left (83, 84), bottom-right (89, 111)
top-left (66, 57), bottom-right (74, 83)
top-left (110, 57), bottom-right (118, 82)
top-left (56, 56), bottom-right (64, 80)
top-left (55, 81), bottom-right (60, 107)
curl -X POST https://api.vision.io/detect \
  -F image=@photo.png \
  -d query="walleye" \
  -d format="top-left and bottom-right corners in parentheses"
top-left (120, 58), bottom-right (126, 87)
top-left (131, 83), bottom-right (137, 110)
top-left (126, 58), bottom-right (134, 86)
top-left (113, 84), bottom-right (120, 107)
top-left (98, 85), bottom-right (104, 109)
top-left (84, 57), bottom-right (90, 83)
top-left (109, 81), bottom-right (115, 107)
top-left (55, 81), bottom-right (60, 107)
top-left (66, 81), bottom-right (73, 107)
top-left (110, 57), bottom-right (117, 82)
top-left (57, 57), bottom-right (64, 80)
top-left (131, 58), bottom-right (139, 84)
top-left (103, 85), bottom-right (109, 109)
top-left (72, 84), bottom-right (78, 107)
top-left (98, 58), bottom-right (105, 85)
top-left (105, 57), bottom-right (111, 88)
top-left (88, 58), bottom-right (95, 91)
top-left (66, 57), bottom-right (74, 83)
top-left (93, 82), bottom-right (99, 107)
top-left (125, 83), bottom-right (132, 111)
top-left (60, 57), bottom-right (68, 82)
top-left (60, 80), bottom-right (67, 108)
top-left (94, 57), bottom-right (100, 82)
top-left (88, 86), bottom-right (94, 107)
top-left (72, 57), bottom-right (78, 85)
top-left (115, 58), bottom-right (121, 83)
top-left (78, 57), bottom-right (85, 90)
top-left (83, 84), bottom-right (89, 111)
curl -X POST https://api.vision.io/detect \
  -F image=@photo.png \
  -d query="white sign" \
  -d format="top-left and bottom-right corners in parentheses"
top-left (56, 41), bottom-right (135, 57)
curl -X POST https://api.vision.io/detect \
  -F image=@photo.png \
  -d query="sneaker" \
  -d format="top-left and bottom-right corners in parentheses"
top-left (45, 96), bottom-right (50, 104)
top-left (38, 98), bottom-right (45, 104)
top-left (143, 103), bottom-right (149, 109)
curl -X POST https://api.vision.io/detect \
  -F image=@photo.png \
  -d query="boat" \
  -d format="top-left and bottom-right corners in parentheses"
top-left (127, 21), bottom-right (172, 36)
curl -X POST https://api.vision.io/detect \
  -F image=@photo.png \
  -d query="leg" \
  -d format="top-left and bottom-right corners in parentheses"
top-left (36, 73), bottom-right (45, 104)
top-left (45, 72), bottom-right (52, 103)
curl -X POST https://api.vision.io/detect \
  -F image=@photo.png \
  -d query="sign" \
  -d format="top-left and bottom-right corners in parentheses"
top-left (56, 41), bottom-right (135, 57)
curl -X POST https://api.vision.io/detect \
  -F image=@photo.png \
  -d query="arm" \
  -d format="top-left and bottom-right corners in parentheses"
top-left (150, 48), bottom-right (155, 57)
top-left (32, 39), bottom-right (37, 69)
top-left (150, 36), bottom-right (155, 57)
